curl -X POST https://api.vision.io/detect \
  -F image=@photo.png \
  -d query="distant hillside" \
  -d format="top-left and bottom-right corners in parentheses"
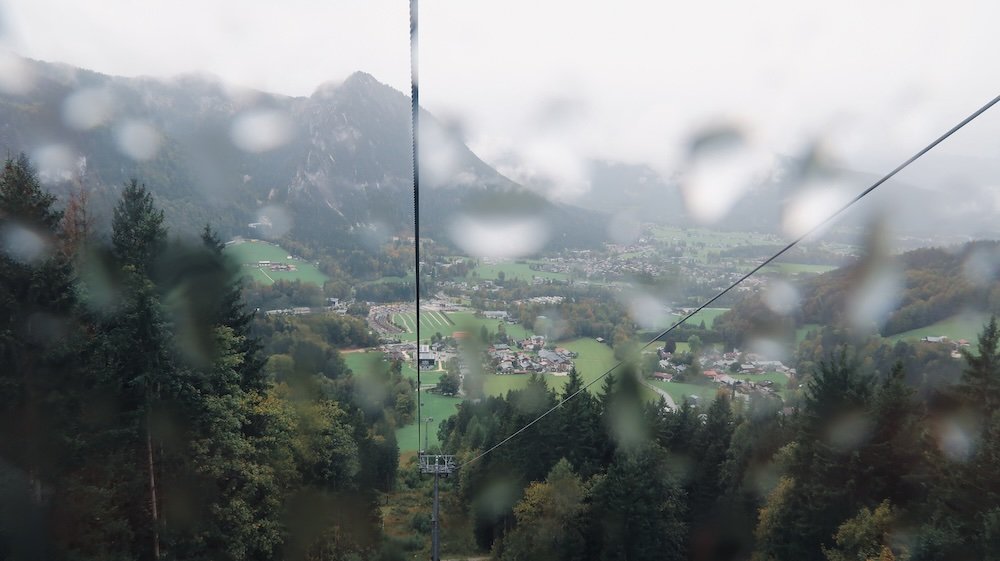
top-left (714, 240), bottom-right (1000, 345)
top-left (799, 241), bottom-right (1000, 335)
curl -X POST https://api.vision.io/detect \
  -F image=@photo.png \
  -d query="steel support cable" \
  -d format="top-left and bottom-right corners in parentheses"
top-left (410, 0), bottom-right (422, 452)
top-left (458, 92), bottom-right (1000, 469)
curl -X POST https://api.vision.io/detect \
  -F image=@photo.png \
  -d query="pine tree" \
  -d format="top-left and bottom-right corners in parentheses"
top-left (755, 352), bottom-right (875, 561)
top-left (112, 179), bottom-right (165, 277)
top-left (590, 444), bottom-right (687, 561)
top-left (555, 367), bottom-right (601, 477)
top-left (959, 315), bottom-right (1000, 415)
top-left (0, 154), bottom-right (78, 555)
top-left (200, 225), bottom-right (266, 392)
top-left (688, 396), bottom-right (734, 526)
top-left (89, 179), bottom-right (173, 560)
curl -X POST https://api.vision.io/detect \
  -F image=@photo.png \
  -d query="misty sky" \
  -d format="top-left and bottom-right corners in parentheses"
top-left (1, 0), bottom-right (999, 207)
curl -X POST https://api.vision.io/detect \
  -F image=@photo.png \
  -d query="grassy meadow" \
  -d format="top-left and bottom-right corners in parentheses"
top-left (225, 240), bottom-right (329, 286)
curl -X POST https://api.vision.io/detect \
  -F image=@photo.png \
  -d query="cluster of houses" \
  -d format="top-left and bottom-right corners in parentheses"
top-left (380, 342), bottom-right (418, 364)
top-left (254, 260), bottom-right (297, 272)
top-left (653, 348), bottom-right (794, 385)
top-left (264, 306), bottom-right (314, 316)
top-left (488, 337), bottom-right (578, 374)
top-left (264, 299), bottom-right (346, 318)
top-left (920, 336), bottom-right (972, 359)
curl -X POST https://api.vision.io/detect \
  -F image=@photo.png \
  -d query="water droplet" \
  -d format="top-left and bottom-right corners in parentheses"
top-left (847, 264), bottom-right (901, 331)
top-left (448, 214), bottom-right (548, 259)
top-left (230, 109), bottom-right (294, 153)
top-left (32, 144), bottom-right (77, 184)
top-left (1, 222), bottom-right (49, 264)
top-left (419, 118), bottom-right (465, 187)
top-left (747, 337), bottom-right (791, 364)
top-left (625, 292), bottom-right (665, 330)
top-left (825, 411), bottom-right (872, 452)
top-left (62, 87), bottom-right (115, 130)
top-left (763, 280), bottom-right (800, 315)
top-left (0, 51), bottom-right (35, 95)
top-left (114, 120), bottom-right (162, 161)
top-left (253, 205), bottom-right (293, 239)
top-left (962, 246), bottom-right (1000, 286)
top-left (936, 415), bottom-right (977, 462)
top-left (607, 211), bottom-right (641, 245)
top-left (782, 182), bottom-right (850, 239)
top-left (681, 124), bottom-right (772, 224)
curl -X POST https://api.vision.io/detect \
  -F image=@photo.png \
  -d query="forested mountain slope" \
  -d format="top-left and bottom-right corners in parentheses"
top-left (715, 241), bottom-right (1000, 346)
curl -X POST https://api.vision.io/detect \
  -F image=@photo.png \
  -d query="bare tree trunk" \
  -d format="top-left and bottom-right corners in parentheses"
top-left (146, 423), bottom-right (160, 560)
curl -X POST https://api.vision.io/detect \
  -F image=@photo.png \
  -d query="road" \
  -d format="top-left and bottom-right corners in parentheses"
top-left (641, 379), bottom-right (677, 411)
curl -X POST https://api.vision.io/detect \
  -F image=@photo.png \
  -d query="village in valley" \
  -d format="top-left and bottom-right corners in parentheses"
top-left (225, 227), bottom-right (979, 451)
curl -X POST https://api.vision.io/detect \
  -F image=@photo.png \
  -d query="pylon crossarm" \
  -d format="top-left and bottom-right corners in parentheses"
top-left (419, 454), bottom-right (457, 475)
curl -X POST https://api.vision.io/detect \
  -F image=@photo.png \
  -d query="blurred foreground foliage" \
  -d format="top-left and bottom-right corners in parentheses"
top-left (0, 156), bottom-right (397, 561)
top-left (440, 318), bottom-right (1000, 560)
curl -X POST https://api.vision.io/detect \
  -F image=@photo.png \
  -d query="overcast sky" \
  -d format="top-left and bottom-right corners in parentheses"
top-left (1, 0), bottom-right (999, 205)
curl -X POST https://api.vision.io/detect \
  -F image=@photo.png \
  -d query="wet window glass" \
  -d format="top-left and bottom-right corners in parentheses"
top-left (1, 2), bottom-right (999, 560)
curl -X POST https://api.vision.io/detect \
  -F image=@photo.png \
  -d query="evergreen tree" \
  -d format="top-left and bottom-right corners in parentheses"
top-left (200, 225), bottom-right (267, 392)
top-left (0, 154), bottom-right (78, 557)
top-left (860, 362), bottom-right (924, 508)
top-left (601, 365), bottom-right (648, 453)
top-left (589, 444), bottom-right (687, 561)
top-left (913, 318), bottom-right (1000, 560)
top-left (755, 352), bottom-right (875, 561)
top-left (112, 179), bottom-right (165, 277)
top-left (555, 368), bottom-right (601, 477)
top-left (688, 396), bottom-right (734, 529)
top-left (959, 315), bottom-right (1000, 415)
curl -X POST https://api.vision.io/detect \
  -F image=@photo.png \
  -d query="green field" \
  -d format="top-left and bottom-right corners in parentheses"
top-left (763, 263), bottom-right (837, 275)
top-left (224, 240), bottom-right (329, 286)
top-left (344, 351), bottom-right (384, 378)
top-left (469, 261), bottom-right (571, 283)
top-left (796, 323), bottom-right (821, 344)
top-left (648, 379), bottom-right (722, 406)
top-left (391, 310), bottom-right (533, 343)
top-left (344, 351), bottom-right (454, 452)
top-left (398, 392), bottom-right (461, 452)
top-left (648, 226), bottom-right (781, 263)
top-left (885, 313), bottom-right (990, 344)
top-left (670, 307), bottom-right (729, 329)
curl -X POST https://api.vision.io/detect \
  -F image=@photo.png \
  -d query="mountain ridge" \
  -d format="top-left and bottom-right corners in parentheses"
top-left (0, 55), bottom-right (607, 263)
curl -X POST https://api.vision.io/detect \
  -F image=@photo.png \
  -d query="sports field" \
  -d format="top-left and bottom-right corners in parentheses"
top-left (224, 240), bottom-right (329, 286)
top-left (391, 310), bottom-right (533, 342)
top-left (648, 379), bottom-right (723, 406)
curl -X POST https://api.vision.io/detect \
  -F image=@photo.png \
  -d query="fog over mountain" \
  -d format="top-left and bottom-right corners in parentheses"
top-left (0, 56), bottom-right (606, 255)
top-left (0, 55), bottom-right (995, 258)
